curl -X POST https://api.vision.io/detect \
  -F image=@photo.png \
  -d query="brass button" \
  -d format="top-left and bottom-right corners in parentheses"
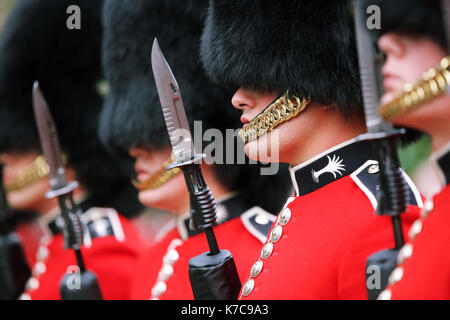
top-left (397, 243), bottom-right (414, 265)
top-left (163, 249), bottom-right (179, 265)
top-left (261, 242), bottom-right (273, 260)
top-left (18, 293), bottom-right (31, 300)
top-left (422, 199), bottom-right (434, 218)
top-left (250, 260), bottom-right (263, 278)
top-left (158, 265), bottom-right (174, 281)
top-left (388, 267), bottom-right (404, 286)
top-left (168, 238), bottom-right (183, 249)
top-left (368, 164), bottom-right (379, 174)
top-left (270, 225), bottom-right (283, 243)
top-left (278, 208), bottom-right (291, 226)
top-left (32, 261), bottom-right (47, 276)
top-left (242, 279), bottom-right (255, 297)
top-left (151, 281), bottom-right (167, 298)
top-left (408, 219), bottom-right (423, 241)
top-left (255, 214), bottom-right (270, 225)
top-left (377, 289), bottom-right (392, 300)
top-left (424, 199), bottom-right (434, 211)
top-left (36, 246), bottom-right (49, 261)
top-left (25, 277), bottom-right (39, 291)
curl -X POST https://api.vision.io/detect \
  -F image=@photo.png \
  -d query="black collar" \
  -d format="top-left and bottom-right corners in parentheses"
top-left (289, 137), bottom-right (376, 196)
top-left (45, 197), bottom-right (95, 236)
top-left (434, 143), bottom-right (450, 186)
top-left (177, 192), bottom-right (254, 239)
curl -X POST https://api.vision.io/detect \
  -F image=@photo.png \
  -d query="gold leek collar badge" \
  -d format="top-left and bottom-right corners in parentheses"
top-left (238, 90), bottom-right (310, 143)
top-left (379, 55), bottom-right (450, 120)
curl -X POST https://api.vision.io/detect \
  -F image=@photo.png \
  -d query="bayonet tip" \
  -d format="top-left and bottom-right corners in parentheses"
top-left (152, 37), bottom-right (159, 47)
top-left (32, 80), bottom-right (40, 94)
top-left (151, 37), bottom-right (162, 61)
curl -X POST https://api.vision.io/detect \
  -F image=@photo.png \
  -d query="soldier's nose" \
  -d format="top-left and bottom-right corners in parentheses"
top-left (232, 88), bottom-right (256, 111)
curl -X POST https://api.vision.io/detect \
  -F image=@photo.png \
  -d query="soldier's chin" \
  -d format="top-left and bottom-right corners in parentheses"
top-left (243, 130), bottom-right (280, 163)
top-left (138, 189), bottom-right (164, 210)
top-left (137, 173), bottom-right (188, 214)
top-left (380, 91), bottom-right (396, 106)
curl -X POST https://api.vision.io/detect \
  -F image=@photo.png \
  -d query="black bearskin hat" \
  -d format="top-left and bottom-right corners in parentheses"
top-left (0, 0), bottom-right (142, 217)
top-left (99, 0), bottom-right (237, 152)
top-left (364, 0), bottom-right (447, 50)
top-left (99, 0), bottom-right (292, 214)
top-left (200, 0), bottom-right (363, 118)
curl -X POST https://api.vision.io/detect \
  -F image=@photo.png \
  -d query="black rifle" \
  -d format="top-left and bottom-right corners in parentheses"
top-left (353, 0), bottom-right (410, 300)
top-left (151, 39), bottom-right (241, 299)
top-left (32, 82), bottom-right (102, 300)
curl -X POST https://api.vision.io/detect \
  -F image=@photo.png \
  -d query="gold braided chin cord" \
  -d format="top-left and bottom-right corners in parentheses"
top-left (131, 154), bottom-right (181, 191)
top-left (379, 55), bottom-right (450, 120)
top-left (4, 155), bottom-right (50, 192)
top-left (238, 90), bottom-right (310, 144)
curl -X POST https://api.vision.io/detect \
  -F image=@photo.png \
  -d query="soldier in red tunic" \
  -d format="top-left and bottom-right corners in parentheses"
top-left (98, 0), bottom-right (292, 299)
top-left (362, 0), bottom-right (450, 300)
top-left (199, 0), bottom-right (423, 299)
top-left (0, 0), bottom-right (146, 299)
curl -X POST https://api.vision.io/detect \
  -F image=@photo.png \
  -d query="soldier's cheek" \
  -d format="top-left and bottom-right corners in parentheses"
top-left (137, 173), bottom-right (189, 214)
top-left (7, 179), bottom-right (50, 212)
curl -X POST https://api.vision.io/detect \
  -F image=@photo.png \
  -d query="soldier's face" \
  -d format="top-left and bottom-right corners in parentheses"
top-left (232, 89), bottom-right (281, 163)
top-left (378, 33), bottom-right (449, 134)
top-left (0, 151), bottom-right (52, 213)
top-left (129, 147), bottom-right (189, 214)
top-left (232, 88), bottom-right (319, 165)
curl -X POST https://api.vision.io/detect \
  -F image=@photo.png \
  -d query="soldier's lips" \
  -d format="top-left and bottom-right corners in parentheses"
top-left (134, 163), bottom-right (152, 182)
top-left (383, 76), bottom-right (403, 92)
top-left (136, 171), bottom-right (151, 182)
top-left (240, 115), bottom-right (250, 128)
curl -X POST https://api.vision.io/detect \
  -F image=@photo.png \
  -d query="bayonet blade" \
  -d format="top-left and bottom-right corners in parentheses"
top-left (354, 0), bottom-right (392, 133)
top-left (151, 38), bottom-right (195, 162)
top-left (32, 81), bottom-right (68, 190)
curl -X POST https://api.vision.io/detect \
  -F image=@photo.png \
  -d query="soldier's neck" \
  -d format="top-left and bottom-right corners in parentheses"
top-left (430, 128), bottom-right (450, 153)
top-left (289, 111), bottom-right (366, 167)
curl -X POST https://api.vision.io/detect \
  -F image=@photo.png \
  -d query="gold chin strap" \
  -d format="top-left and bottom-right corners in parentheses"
top-left (238, 90), bottom-right (310, 144)
top-left (5, 155), bottom-right (50, 192)
top-left (379, 55), bottom-right (450, 120)
top-left (132, 154), bottom-right (182, 191)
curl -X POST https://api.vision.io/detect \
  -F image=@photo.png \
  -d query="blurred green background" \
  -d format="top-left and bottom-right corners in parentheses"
top-left (0, 0), bottom-right (16, 33)
top-left (399, 135), bottom-right (431, 176)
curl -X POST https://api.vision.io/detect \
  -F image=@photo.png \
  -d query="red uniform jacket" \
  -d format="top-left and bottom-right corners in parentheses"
top-left (239, 138), bottom-right (422, 300)
top-left (15, 217), bottom-right (46, 268)
top-left (129, 194), bottom-right (276, 300)
top-left (19, 207), bottom-right (146, 300)
top-left (380, 145), bottom-right (450, 300)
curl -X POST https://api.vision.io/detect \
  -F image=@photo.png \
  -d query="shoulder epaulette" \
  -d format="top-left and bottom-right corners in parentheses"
top-left (81, 207), bottom-right (125, 246)
top-left (241, 206), bottom-right (276, 244)
top-left (350, 160), bottom-right (423, 210)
